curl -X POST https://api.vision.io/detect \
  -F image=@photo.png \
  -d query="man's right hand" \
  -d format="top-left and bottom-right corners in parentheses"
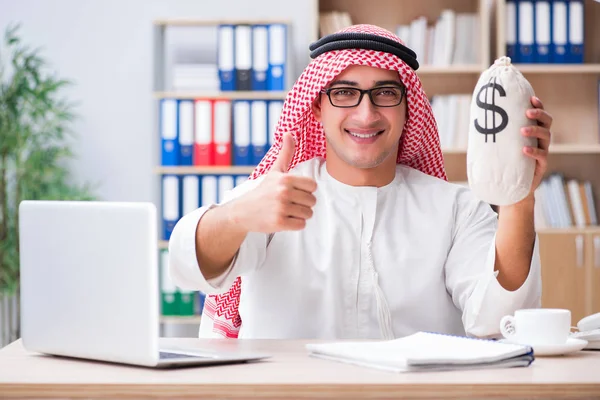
top-left (230, 132), bottom-right (318, 233)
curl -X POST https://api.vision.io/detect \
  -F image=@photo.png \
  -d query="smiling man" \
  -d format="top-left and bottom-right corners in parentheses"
top-left (168, 25), bottom-right (551, 340)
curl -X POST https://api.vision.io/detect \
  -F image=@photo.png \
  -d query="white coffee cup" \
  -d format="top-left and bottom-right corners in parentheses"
top-left (500, 308), bottom-right (571, 346)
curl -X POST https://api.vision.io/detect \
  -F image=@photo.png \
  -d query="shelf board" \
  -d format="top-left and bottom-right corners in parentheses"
top-left (417, 65), bottom-right (484, 74)
top-left (160, 316), bottom-right (202, 324)
top-left (155, 145), bottom-right (600, 176)
top-left (155, 166), bottom-right (256, 175)
top-left (154, 91), bottom-right (287, 100)
top-left (548, 144), bottom-right (600, 154)
top-left (537, 227), bottom-right (600, 234)
top-left (442, 144), bottom-right (600, 155)
top-left (514, 64), bottom-right (600, 74)
top-left (153, 19), bottom-right (291, 27)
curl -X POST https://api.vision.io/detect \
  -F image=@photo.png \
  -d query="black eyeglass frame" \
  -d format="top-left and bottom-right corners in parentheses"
top-left (320, 86), bottom-right (406, 108)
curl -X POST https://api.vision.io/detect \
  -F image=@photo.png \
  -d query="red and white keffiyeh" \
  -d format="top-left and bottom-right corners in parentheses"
top-left (202, 24), bottom-right (446, 338)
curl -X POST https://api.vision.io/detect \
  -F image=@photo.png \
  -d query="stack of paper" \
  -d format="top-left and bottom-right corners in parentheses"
top-left (305, 332), bottom-right (534, 373)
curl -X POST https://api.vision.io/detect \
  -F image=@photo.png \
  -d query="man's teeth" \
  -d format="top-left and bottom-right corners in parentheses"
top-left (347, 130), bottom-right (380, 138)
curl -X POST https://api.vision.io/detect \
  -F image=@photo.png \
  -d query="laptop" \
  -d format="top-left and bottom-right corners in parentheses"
top-left (18, 200), bottom-right (270, 368)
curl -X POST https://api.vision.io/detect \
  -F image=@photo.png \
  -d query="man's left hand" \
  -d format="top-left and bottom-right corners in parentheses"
top-left (522, 96), bottom-right (552, 194)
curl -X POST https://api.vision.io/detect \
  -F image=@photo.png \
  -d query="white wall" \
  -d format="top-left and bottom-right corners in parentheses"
top-left (0, 0), bottom-right (317, 204)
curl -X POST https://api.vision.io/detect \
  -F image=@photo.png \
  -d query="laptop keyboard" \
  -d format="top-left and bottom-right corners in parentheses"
top-left (159, 351), bottom-right (209, 360)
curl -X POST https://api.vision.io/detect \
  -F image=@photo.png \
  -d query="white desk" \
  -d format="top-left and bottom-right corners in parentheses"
top-left (1, 338), bottom-right (600, 399)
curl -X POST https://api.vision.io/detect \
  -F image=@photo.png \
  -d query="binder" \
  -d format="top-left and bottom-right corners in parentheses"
top-left (267, 24), bottom-right (287, 90)
top-left (193, 100), bottom-right (214, 166)
top-left (551, 0), bottom-right (568, 63)
top-left (197, 292), bottom-right (206, 315)
top-left (252, 25), bottom-right (269, 91)
top-left (235, 175), bottom-right (250, 187)
top-left (161, 175), bottom-right (179, 240)
top-left (251, 100), bottom-right (268, 165)
top-left (268, 100), bottom-right (284, 146)
top-left (160, 99), bottom-right (179, 166)
top-left (232, 100), bottom-right (252, 165)
top-left (178, 289), bottom-right (196, 316)
top-left (517, 0), bottom-right (534, 63)
top-left (235, 24), bottom-right (252, 91)
top-left (181, 175), bottom-right (200, 215)
top-left (217, 24), bottom-right (236, 91)
top-left (505, 0), bottom-right (518, 62)
top-left (201, 175), bottom-right (218, 207)
top-left (534, 0), bottom-right (551, 63)
top-left (567, 0), bottom-right (584, 63)
top-left (213, 100), bottom-right (232, 166)
top-left (160, 249), bottom-right (179, 316)
top-left (178, 100), bottom-right (194, 166)
top-left (218, 175), bottom-right (235, 203)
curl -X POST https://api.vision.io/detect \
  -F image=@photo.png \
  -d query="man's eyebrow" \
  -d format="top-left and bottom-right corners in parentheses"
top-left (329, 80), bottom-right (358, 87)
top-left (374, 80), bottom-right (404, 88)
top-left (328, 80), bottom-right (404, 88)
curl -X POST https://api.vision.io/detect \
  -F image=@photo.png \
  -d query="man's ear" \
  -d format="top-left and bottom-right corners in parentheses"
top-left (312, 96), bottom-right (322, 122)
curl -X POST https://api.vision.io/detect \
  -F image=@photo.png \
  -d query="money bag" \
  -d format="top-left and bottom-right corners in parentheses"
top-left (467, 56), bottom-right (538, 206)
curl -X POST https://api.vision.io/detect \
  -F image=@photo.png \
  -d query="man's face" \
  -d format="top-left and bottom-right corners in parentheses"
top-left (312, 65), bottom-right (407, 170)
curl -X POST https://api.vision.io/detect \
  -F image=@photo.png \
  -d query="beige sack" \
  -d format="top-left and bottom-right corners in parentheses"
top-left (467, 56), bottom-right (538, 206)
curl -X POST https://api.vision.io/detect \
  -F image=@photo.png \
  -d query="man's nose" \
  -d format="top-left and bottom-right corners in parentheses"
top-left (353, 93), bottom-right (380, 124)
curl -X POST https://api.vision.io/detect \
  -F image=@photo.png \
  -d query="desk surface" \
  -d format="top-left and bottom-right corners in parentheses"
top-left (1, 338), bottom-right (600, 399)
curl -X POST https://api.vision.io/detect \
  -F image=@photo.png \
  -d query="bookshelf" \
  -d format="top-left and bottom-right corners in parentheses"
top-left (153, 18), bottom-right (293, 328)
top-left (315, 0), bottom-right (600, 323)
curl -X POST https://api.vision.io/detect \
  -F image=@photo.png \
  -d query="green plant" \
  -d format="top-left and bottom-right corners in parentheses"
top-left (0, 23), bottom-right (95, 342)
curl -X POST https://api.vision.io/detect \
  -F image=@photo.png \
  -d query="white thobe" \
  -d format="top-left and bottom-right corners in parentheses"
top-left (168, 158), bottom-right (541, 340)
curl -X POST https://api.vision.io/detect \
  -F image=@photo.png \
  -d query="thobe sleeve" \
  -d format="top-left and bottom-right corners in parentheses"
top-left (444, 190), bottom-right (542, 338)
top-left (167, 177), bottom-right (268, 295)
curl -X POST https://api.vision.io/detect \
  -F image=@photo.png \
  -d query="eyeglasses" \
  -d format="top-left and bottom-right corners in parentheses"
top-left (320, 86), bottom-right (406, 108)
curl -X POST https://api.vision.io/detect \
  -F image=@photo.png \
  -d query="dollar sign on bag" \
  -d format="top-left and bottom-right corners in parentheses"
top-left (474, 77), bottom-right (509, 143)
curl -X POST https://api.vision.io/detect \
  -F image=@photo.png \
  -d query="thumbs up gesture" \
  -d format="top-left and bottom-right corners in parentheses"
top-left (233, 133), bottom-right (318, 233)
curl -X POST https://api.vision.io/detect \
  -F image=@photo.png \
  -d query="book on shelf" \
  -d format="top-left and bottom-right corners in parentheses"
top-left (319, 11), bottom-right (353, 36)
top-left (430, 94), bottom-right (471, 150)
top-left (306, 331), bottom-right (534, 373)
top-left (534, 174), bottom-right (598, 230)
top-left (396, 10), bottom-right (480, 66)
top-left (172, 64), bottom-right (220, 91)
top-left (320, 9), bottom-right (481, 66)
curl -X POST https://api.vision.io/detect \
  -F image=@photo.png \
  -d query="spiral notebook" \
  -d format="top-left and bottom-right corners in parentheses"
top-left (305, 331), bottom-right (534, 373)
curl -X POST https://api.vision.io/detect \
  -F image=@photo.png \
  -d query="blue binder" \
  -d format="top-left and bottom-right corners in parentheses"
top-left (218, 24), bottom-right (236, 91)
top-left (161, 175), bottom-right (180, 240)
top-left (551, 0), bottom-right (568, 63)
top-left (252, 25), bottom-right (269, 91)
top-left (534, 0), bottom-right (551, 63)
top-left (232, 100), bottom-right (252, 165)
top-left (160, 99), bottom-right (179, 166)
top-left (506, 0), bottom-right (518, 62)
top-left (517, 0), bottom-right (535, 63)
top-left (267, 24), bottom-right (287, 91)
top-left (251, 100), bottom-right (268, 165)
top-left (567, 0), bottom-right (584, 63)
top-left (178, 100), bottom-right (194, 166)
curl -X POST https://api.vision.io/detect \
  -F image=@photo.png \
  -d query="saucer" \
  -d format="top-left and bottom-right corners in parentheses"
top-left (499, 338), bottom-right (588, 356)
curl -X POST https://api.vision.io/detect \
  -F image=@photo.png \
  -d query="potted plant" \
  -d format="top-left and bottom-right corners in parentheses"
top-left (0, 24), bottom-right (96, 347)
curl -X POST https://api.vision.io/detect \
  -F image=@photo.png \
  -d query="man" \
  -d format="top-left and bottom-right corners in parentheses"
top-left (168, 25), bottom-right (552, 340)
